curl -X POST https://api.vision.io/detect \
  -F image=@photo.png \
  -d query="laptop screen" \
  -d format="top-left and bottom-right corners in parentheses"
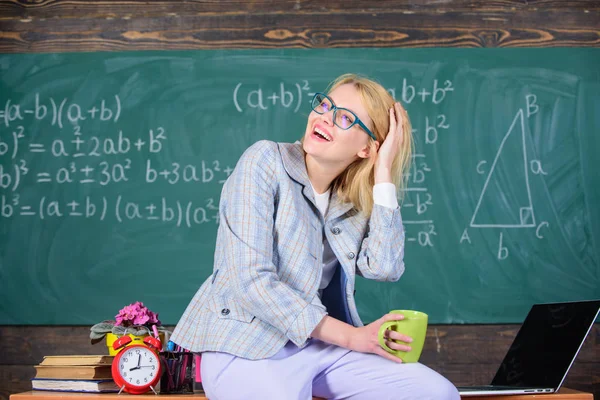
top-left (492, 300), bottom-right (600, 389)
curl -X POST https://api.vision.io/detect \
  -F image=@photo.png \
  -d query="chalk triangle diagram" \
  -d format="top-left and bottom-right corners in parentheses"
top-left (470, 109), bottom-right (536, 228)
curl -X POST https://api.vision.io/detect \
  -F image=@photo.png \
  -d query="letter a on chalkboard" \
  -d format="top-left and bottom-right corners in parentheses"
top-left (470, 109), bottom-right (536, 228)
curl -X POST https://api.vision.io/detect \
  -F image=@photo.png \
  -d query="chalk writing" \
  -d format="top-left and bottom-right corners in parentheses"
top-left (0, 95), bottom-right (233, 228)
top-left (0, 94), bottom-right (121, 128)
top-left (232, 79), bottom-right (456, 113)
top-left (463, 94), bottom-right (551, 259)
top-left (1, 194), bottom-right (219, 227)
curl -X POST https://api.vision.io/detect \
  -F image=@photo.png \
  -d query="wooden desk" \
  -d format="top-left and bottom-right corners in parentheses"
top-left (10, 388), bottom-right (594, 400)
top-left (462, 388), bottom-right (593, 400)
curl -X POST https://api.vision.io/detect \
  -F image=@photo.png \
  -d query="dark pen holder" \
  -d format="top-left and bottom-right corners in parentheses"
top-left (159, 352), bottom-right (194, 394)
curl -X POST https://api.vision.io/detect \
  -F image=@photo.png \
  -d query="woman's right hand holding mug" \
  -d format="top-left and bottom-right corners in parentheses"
top-left (347, 312), bottom-right (414, 363)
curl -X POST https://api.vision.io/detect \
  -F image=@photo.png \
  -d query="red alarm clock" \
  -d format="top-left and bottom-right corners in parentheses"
top-left (111, 335), bottom-right (162, 394)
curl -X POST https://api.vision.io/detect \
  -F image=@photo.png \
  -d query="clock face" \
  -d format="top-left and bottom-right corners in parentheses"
top-left (116, 346), bottom-right (160, 387)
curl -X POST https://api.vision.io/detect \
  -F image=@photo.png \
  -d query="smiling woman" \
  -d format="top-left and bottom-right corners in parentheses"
top-left (169, 73), bottom-right (458, 399)
top-left (302, 73), bottom-right (413, 211)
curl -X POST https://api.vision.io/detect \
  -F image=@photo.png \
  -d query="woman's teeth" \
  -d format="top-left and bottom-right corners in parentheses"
top-left (314, 127), bottom-right (332, 141)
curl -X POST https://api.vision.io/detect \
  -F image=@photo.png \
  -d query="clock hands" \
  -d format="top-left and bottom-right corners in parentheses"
top-left (129, 354), bottom-right (142, 371)
top-left (129, 365), bottom-right (154, 371)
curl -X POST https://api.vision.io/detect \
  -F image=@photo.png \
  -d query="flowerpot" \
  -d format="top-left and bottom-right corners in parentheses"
top-left (106, 332), bottom-right (165, 355)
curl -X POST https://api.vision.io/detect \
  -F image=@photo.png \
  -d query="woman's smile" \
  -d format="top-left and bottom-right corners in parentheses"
top-left (311, 124), bottom-right (333, 142)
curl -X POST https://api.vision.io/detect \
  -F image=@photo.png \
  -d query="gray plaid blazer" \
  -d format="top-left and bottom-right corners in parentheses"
top-left (170, 140), bottom-right (406, 360)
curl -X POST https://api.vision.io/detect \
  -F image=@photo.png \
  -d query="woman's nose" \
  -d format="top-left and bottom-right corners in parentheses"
top-left (320, 110), bottom-right (335, 126)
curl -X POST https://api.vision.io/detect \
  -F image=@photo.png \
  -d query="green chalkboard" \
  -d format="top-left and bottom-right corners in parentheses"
top-left (1, 48), bottom-right (598, 325)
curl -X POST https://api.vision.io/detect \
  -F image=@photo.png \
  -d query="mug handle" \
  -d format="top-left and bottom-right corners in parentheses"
top-left (378, 320), bottom-right (400, 353)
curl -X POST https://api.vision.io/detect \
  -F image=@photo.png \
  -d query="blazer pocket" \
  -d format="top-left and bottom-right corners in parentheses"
top-left (207, 296), bottom-right (255, 323)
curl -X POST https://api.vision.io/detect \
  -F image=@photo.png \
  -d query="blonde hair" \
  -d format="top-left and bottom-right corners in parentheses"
top-left (328, 73), bottom-right (413, 216)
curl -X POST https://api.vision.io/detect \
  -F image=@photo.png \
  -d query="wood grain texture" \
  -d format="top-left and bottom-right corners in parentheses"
top-left (0, 325), bottom-right (598, 400)
top-left (1, 325), bottom-right (595, 365)
top-left (5, 389), bottom-right (596, 400)
top-left (0, 366), bottom-right (33, 400)
top-left (1, 1), bottom-right (599, 15)
top-left (0, 0), bottom-right (598, 52)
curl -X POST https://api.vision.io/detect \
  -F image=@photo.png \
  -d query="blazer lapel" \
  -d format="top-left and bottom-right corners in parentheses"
top-left (327, 191), bottom-right (355, 221)
top-left (277, 142), bottom-right (317, 207)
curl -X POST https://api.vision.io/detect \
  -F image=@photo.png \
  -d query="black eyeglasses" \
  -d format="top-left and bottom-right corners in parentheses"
top-left (310, 92), bottom-right (377, 141)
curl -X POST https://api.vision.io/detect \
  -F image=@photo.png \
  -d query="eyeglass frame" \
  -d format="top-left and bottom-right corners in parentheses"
top-left (310, 92), bottom-right (377, 141)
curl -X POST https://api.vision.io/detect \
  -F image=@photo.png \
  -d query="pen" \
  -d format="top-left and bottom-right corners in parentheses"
top-left (174, 358), bottom-right (181, 390)
top-left (179, 354), bottom-right (188, 386)
top-left (195, 354), bottom-right (202, 383)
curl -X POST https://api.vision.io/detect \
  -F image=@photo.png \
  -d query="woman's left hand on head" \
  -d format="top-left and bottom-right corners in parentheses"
top-left (374, 102), bottom-right (404, 183)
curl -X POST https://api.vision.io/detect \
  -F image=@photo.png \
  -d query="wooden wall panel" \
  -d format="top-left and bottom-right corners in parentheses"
top-left (0, 366), bottom-right (33, 400)
top-left (0, 0), bottom-right (598, 52)
top-left (0, 325), bottom-right (598, 400)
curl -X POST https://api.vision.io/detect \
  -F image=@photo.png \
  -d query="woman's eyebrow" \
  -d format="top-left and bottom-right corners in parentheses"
top-left (330, 96), bottom-right (366, 119)
top-left (330, 98), bottom-right (352, 111)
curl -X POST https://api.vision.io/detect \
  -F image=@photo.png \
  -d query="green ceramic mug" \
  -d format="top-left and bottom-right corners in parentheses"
top-left (377, 310), bottom-right (428, 363)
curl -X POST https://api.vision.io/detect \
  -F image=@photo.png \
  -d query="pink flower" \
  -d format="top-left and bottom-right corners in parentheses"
top-left (133, 314), bottom-right (150, 325)
top-left (148, 311), bottom-right (161, 325)
top-left (114, 301), bottom-right (161, 328)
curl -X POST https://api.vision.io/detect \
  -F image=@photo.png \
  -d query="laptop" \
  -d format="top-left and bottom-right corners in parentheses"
top-left (458, 299), bottom-right (600, 396)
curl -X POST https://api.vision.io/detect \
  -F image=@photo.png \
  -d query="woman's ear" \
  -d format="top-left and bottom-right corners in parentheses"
top-left (357, 145), bottom-right (369, 159)
top-left (357, 141), bottom-right (380, 159)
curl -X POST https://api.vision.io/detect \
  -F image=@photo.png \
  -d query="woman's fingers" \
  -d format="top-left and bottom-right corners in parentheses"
top-left (384, 338), bottom-right (412, 352)
top-left (368, 314), bottom-right (414, 363)
top-left (394, 102), bottom-right (405, 146)
top-left (375, 103), bottom-right (404, 173)
top-left (388, 105), bottom-right (397, 138)
top-left (376, 346), bottom-right (404, 363)
top-left (394, 103), bottom-right (403, 129)
top-left (383, 329), bottom-right (413, 351)
top-left (383, 103), bottom-right (402, 150)
top-left (385, 329), bottom-right (413, 343)
top-left (381, 312), bottom-right (405, 322)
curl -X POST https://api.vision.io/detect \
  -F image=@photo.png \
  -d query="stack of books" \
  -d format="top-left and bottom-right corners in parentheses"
top-left (31, 355), bottom-right (119, 393)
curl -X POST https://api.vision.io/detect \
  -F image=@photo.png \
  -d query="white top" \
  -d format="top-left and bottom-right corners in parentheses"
top-left (312, 183), bottom-right (398, 292)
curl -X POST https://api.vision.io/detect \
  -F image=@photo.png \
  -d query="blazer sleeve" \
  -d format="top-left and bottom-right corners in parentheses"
top-left (218, 140), bottom-right (326, 347)
top-left (355, 204), bottom-right (406, 281)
